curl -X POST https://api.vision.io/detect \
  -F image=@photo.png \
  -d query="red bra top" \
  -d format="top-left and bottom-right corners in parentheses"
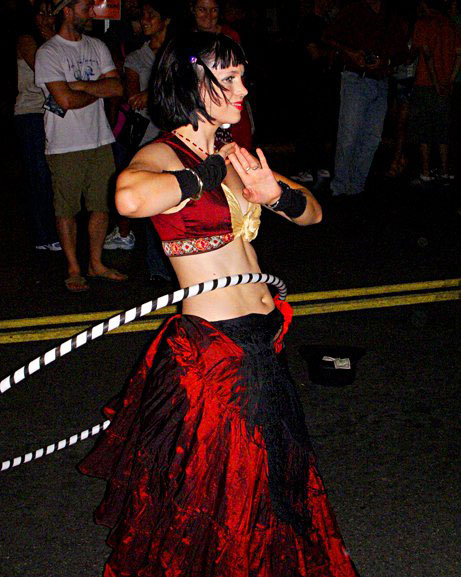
top-left (151, 133), bottom-right (261, 257)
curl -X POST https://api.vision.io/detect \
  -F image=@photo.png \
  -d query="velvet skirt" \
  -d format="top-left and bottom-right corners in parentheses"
top-left (79, 300), bottom-right (359, 577)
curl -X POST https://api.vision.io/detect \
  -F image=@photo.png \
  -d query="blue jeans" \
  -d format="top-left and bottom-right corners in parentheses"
top-left (145, 220), bottom-right (172, 280)
top-left (331, 71), bottom-right (388, 196)
top-left (15, 113), bottom-right (58, 245)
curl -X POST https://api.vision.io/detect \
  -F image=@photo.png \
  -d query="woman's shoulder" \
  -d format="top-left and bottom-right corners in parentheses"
top-left (17, 33), bottom-right (37, 56)
top-left (131, 138), bottom-right (184, 172)
top-left (124, 42), bottom-right (151, 67)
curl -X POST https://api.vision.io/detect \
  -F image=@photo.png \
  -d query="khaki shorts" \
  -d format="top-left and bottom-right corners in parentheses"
top-left (47, 144), bottom-right (115, 217)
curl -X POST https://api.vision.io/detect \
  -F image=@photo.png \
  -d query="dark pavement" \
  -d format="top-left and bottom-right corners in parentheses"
top-left (0, 139), bottom-right (460, 577)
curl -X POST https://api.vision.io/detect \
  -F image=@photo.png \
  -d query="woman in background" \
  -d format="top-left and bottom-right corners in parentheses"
top-left (191, 0), bottom-right (253, 149)
top-left (124, 0), bottom-right (172, 147)
top-left (123, 0), bottom-right (173, 282)
top-left (15, 0), bottom-right (60, 251)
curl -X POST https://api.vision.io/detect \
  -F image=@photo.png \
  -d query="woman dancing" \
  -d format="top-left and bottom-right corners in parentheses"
top-left (80, 32), bottom-right (359, 577)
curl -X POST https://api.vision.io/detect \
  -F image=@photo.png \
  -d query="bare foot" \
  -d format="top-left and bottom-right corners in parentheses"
top-left (87, 267), bottom-right (128, 282)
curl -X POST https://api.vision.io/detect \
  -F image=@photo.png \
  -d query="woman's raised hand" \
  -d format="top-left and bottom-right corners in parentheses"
top-left (228, 146), bottom-right (281, 205)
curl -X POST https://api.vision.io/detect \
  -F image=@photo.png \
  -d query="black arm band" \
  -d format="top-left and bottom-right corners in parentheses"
top-left (165, 154), bottom-right (227, 204)
top-left (165, 168), bottom-right (203, 202)
top-left (269, 181), bottom-right (307, 218)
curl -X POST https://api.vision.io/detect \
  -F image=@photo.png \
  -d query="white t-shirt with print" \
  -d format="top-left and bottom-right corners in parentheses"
top-left (35, 34), bottom-right (115, 154)
top-left (124, 42), bottom-right (159, 146)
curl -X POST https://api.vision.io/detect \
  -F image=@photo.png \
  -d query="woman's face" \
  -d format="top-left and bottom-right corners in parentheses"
top-left (193, 0), bottom-right (219, 33)
top-left (35, 2), bottom-right (55, 32)
top-left (141, 4), bottom-right (165, 36)
top-left (202, 63), bottom-right (248, 126)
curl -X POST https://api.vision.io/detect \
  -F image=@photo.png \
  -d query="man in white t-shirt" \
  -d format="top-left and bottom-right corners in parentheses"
top-left (35, 0), bottom-right (127, 292)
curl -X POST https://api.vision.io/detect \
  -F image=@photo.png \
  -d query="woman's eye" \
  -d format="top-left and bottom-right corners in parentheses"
top-left (223, 76), bottom-right (234, 83)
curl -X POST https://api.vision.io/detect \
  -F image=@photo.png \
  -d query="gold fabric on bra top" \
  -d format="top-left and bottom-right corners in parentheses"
top-left (221, 183), bottom-right (261, 242)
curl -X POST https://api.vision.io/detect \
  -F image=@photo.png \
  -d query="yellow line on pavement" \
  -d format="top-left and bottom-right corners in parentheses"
top-left (0, 289), bottom-right (458, 345)
top-left (0, 306), bottom-right (178, 330)
top-left (292, 289), bottom-right (460, 316)
top-left (0, 318), bottom-right (166, 344)
top-left (287, 278), bottom-right (460, 302)
top-left (0, 278), bottom-right (459, 332)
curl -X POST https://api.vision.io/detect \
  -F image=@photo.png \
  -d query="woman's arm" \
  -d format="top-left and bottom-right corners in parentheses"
top-left (116, 143), bottom-right (184, 217)
top-left (272, 173), bottom-right (322, 226)
top-left (117, 142), bottom-right (237, 218)
top-left (125, 67), bottom-right (148, 110)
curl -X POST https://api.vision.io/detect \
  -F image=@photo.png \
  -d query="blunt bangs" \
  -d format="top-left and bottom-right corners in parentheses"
top-left (201, 36), bottom-right (246, 70)
top-left (149, 32), bottom-right (247, 132)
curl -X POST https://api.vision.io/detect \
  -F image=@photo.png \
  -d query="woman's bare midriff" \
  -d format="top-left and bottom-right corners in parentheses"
top-left (170, 237), bottom-right (275, 321)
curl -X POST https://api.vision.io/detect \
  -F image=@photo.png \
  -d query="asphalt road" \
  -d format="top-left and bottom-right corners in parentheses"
top-left (0, 141), bottom-right (460, 577)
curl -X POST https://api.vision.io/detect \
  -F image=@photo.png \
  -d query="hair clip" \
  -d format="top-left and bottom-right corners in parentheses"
top-left (190, 56), bottom-right (197, 64)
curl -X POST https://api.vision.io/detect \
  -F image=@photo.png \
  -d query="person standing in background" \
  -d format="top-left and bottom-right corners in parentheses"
top-left (291, 0), bottom-right (340, 189)
top-left (323, 0), bottom-right (408, 197)
top-left (385, 5), bottom-right (418, 178)
top-left (35, 0), bottom-right (127, 292)
top-left (102, 0), bottom-right (145, 252)
top-left (124, 0), bottom-right (172, 147)
top-left (123, 0), bottom-right (173, 282)
top-left (15, 0), bottom-right (61, 252)
top-left (408, 0), bottom-right (461, 186)
top-left (190, 0), bottom-right (253, 149)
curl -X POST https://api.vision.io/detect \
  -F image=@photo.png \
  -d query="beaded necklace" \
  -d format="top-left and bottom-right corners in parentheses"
top-left (172, 130), bottom-right (217, 157)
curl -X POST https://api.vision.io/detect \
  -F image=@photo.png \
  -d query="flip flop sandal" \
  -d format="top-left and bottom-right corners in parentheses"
top-left (65, 275), bottom-right (89, 292)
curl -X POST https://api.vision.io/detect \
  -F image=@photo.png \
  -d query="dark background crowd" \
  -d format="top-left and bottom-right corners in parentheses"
top-left (1, 0), bottom-right (460, 287)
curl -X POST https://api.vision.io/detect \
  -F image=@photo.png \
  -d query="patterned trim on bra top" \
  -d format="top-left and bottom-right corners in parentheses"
top-left (163, 233), bottom-right (235, 257)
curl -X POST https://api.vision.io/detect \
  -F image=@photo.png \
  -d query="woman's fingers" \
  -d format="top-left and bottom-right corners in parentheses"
top-left (236, 147), bottom-right (261, 173)
top-left (235, 147), bottom-right (261, 171)
top-left (242, 187), bottom-right (257, 202)
top-left (228, 152), bottom-right (249, 180)
top-left (229, 146), bottom-right (273, 193)
top-left (232, 146), bottom-right (250, 169)
top-left (255, 148), bottom-right (270, 170)
top-left (240, 148), bottom-right (260, 168)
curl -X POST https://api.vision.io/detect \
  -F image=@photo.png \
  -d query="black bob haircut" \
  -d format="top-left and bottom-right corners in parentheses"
top-left (149, 32), bottom-right (247, 132)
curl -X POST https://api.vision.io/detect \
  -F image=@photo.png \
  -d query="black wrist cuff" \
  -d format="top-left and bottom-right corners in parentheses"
top-left (165, 154), bottom-right (226, 204)
top-left (269, 181), bottom-right (307, 218)
top-left (165, 168), bottom-right (203, 202)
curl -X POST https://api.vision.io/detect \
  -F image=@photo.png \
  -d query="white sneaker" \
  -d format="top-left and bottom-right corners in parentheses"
top-left (291, 171), bottom-right (314, 183)
top-left (103, 227), bottom-right (135, 250)
top-left (411, 174), bottom-right (435, 187)
top-left (35, 241), bottom-right (62, 251)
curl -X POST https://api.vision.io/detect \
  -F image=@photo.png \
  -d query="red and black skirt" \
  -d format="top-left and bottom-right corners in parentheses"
top-left (79, 300), bottom-right (359, 577)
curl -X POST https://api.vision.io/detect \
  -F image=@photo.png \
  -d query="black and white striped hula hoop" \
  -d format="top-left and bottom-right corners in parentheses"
top-left (1, 273), bottom-right (286, 472)
top-left (1, 420), bottom-right (111, 472)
